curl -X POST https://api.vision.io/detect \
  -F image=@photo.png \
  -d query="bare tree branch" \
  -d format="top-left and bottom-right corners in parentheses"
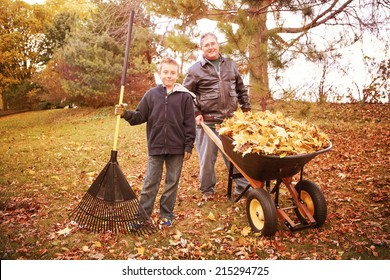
top-left (269, 0), bottom-right (354, 34)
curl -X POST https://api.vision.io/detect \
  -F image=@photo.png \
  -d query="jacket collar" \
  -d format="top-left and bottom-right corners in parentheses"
top-left (159, 83), bottom-right (196, 99)
top-left (200, 54), bottom-right (225, 67)
top-left (172, 83), bottom-right (196, 99)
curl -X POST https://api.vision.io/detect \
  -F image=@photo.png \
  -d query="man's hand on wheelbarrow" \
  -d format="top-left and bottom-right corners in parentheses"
top-left (195, 115), bottom-right (203, 125)
top-left (183, 152), bottom-right (191, 161)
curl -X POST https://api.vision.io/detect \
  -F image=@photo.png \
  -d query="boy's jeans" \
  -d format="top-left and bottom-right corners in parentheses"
top-left (196, 126), bottom-right (248, 195)
top-left (139, 154), bottom-right (183, 220)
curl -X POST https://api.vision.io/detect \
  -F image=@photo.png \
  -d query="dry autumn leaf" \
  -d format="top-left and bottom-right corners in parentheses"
top-left (207, 212), bottom-right (216, 221)
top-left (137, 247), bottom-right (145, 256)
top-left (173, 230), bottom-right (182, 240)
top-left (82, 246), bottom-right (90, 252)
top-left (88, 252), bottom-right (104, 260)
top-left (217, 110), bottom-right (331, 156)
top-left (241, 226), bottom-right (251, 237)
top-left (56, 227), bottom-right (71, 236)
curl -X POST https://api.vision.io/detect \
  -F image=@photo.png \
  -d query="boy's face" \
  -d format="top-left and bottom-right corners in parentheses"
top-left (159, 63), bottom-right (179, 89)
top-left (201, 35), bottom-right (219, 60)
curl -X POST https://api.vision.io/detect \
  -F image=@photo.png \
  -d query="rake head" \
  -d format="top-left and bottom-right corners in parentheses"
top-left (69, 151), bottom-right (157, 235)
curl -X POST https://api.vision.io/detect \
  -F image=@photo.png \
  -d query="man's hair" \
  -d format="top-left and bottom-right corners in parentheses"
top-left (199, 32), bottom-right (218, 47)
top-left (158, 57), bottom-right (180, 73)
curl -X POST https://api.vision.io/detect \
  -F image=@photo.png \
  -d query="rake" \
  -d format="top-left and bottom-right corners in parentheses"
top-left (69, 11), bottom-right (156, 235)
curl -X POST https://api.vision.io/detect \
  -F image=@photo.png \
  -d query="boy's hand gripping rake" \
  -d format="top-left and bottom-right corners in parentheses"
top-left (69, 11), bottom-right (156, 235)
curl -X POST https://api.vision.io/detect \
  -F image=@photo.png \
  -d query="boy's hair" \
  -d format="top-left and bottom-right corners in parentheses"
top-left (158, 57), bottom-right (180, 73)
top-left (199, 32), bottom-right (218, 47)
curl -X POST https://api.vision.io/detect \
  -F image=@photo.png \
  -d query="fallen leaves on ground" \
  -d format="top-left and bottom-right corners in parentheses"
top-left (1, 102), bottom-right (389, 260)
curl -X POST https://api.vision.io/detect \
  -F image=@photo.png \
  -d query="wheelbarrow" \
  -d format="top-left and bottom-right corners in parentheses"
top-left (200, 122), bottom-right (332, 236)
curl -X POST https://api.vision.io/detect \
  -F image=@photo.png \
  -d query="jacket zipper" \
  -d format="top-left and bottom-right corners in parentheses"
top-left (164, 94), bottom-right (168, 153)
top-left (218, 60), bottom-right (228, 119)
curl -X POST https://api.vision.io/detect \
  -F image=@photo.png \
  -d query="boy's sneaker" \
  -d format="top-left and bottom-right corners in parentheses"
top-left (159, 218), bottom-right (173, 227)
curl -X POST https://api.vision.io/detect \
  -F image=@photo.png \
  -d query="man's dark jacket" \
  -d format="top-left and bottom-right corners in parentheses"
top-left (183, 55), bottom-right (251, 124)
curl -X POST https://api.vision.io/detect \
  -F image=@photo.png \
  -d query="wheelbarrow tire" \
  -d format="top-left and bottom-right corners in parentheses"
top-left (246, 188), bottom-right (278, 236)
top-left (294, 180), bottom-right (327, 227)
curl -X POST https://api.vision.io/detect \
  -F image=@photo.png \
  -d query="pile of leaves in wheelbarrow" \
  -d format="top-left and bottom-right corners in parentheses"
top-left (217, 110), bottom-right (331, 157)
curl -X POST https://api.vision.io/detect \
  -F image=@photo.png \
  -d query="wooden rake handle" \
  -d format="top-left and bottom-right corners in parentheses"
top-left (113, 11), bottom-right (135, 151)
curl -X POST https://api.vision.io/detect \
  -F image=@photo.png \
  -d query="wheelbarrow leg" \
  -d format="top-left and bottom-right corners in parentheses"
top-left (227, 162), bottom-right (252, 202)
top-left (231, 185), bottom-right (252, 203)
top-left (227, 162), bottom-right (234, 200)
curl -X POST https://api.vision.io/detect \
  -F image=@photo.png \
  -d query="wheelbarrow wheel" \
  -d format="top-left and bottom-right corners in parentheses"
top-left (246, 188), bottom-right (278, 236)
top-left (294, 180), bottom-right (327, 227)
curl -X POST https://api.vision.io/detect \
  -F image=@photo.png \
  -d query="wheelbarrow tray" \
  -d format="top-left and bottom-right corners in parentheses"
top-left (220, 135), bottom-right (332, 181)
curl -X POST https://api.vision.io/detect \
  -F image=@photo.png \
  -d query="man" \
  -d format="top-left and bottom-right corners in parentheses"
top-left (183, 32), bottom-right (251, 201)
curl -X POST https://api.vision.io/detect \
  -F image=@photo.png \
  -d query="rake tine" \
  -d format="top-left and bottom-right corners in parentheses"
top-left (126, 202), bottom-right (136, 233)
top-left (70, 194), bottom-right (90, 228)
top-left (115, 203), bottom-right (122, 233)
top-left (105, 202), bottom-right (111, 232)
top-left (98, 201), bottom-right (105, 232)
top-left (80, 198), bottom-right (93, 231)
top-left (114, 202), bottom-right (122, 233)
top-left (108, 202), bottom-right (114, 233)
top-left (123, 203), bottom-right (132, 234)
top-left (94, 199), bottom-right (104, 232)
top-left (121, 200), bottom-right (135, 234)
top-left (83, 194), bottom-right (97, 229)
top-left (85, 197), bottom-right (98, 232)
top-left (104, 201), bottom-right (112, 232)
top-left (87, 199), bottom-right (99, 231)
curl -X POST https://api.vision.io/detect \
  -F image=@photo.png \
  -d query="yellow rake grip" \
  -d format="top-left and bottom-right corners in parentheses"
top-left (113, 86), bottom-right (125, 151)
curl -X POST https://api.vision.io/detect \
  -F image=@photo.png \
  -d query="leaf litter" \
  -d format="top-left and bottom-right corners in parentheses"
top-left (0, 102), bottom-right (389, 260)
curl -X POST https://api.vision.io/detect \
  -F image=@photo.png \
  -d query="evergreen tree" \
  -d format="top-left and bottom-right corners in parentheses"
top-left (37, 0), bottom-right (158, 107)
top-left (146, 0), bottom-right (388, 103)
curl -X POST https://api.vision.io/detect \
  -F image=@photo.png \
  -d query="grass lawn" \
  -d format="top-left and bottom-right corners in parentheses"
top-left (0, 101), bottom-right (388, 260)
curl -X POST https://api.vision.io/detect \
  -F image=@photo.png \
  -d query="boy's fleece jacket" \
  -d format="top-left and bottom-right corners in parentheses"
top-left (123, 83), bottom-right (196, 156)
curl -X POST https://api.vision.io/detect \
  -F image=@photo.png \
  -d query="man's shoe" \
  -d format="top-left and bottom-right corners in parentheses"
top-left (202, 192), bottom-right (214, 201)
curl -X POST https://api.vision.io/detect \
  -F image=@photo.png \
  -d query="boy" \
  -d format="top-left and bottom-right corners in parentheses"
top-left (115, 57), bottom-right (196, 227)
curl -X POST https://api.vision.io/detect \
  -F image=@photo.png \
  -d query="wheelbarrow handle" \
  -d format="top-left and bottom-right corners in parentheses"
top-left (200, 122), bottom-right (264, 189)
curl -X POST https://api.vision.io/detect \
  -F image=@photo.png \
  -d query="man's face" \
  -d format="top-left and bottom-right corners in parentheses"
top-left (159, 63), bottom-right (179, 89)
top-left (201, 35), bottom-right (219, 60)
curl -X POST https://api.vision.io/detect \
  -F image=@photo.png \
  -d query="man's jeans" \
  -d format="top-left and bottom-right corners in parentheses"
top-left (196, 126), bottom-right (249, 195)
top-left (139, 154), bottom-right (183, 220)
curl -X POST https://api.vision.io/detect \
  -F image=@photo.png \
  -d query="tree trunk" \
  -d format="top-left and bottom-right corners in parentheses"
top-left (248, 1), bottom-right (270, 103)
